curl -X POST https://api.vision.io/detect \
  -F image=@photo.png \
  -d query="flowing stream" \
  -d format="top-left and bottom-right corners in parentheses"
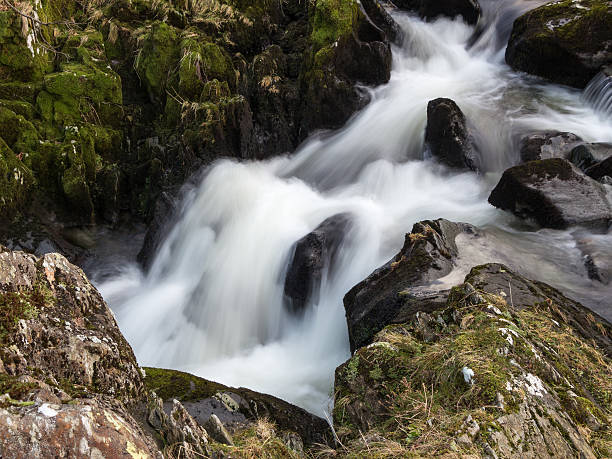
top-left (96, 2), bottom-right (612, 416)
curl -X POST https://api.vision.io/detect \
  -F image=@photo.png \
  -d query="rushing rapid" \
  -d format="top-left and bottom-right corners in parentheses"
top-left (96, 2), bottom-right (612, 416)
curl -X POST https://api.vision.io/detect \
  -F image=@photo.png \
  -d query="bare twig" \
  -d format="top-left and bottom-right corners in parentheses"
top-left (2, 0), bottom-right (82, 26)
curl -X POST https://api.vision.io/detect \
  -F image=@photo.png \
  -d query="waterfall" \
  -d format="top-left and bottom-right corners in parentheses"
top-left (583, 70), bottom-right (612, 119)
top-left (97, 2), bottom-right (612, 415)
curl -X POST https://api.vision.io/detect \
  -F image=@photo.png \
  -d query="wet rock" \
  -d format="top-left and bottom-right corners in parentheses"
top-left (361, 0), bottom-right (403, 43)
top-left (137, 191), bottom-right (178, 271)
top-left (520, 131), bottom-right (582, 163)
top-left (284, 214), bottom-right (352, 314)
top-left (425, 98), bottom-right (479, 171)
top-left (488, 158), bottom-right (612, 231)
top-left (344, 218), bottom-right (478, 351)
top-left (393, 0), bottom-right (481, 25)
top-left (505, 0), bottom-right (612, 88)
top-left (585, 156), bottom-right (612, 182)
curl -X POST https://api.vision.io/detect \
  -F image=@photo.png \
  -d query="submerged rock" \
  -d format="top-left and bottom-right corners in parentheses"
top-left (334, 263), bottom-right (611, 457)
top-left (344, 218), bottom-right (477, 352)
top-left (425, 98), bottom-right (479, 171)
top-left (393, 0), bottom-right (481, 25)
top-left (488, 158), bottom-right (612, 231)
top-left (505, 0), bottom-right (612, 88)
top-left (284, 214), bottom-right (352, 314)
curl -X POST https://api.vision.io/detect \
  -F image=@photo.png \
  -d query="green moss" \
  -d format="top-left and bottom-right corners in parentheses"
top-left (143, 367), bottom-right (227, 402)
top-left (135, 22), bottom-right (180, 105)
top-left (310, 0), bottom-right (359, 50)
top-left (0, 289), bottom-right (44, 344)
top-left (0, 136), bottom-right (34, 217)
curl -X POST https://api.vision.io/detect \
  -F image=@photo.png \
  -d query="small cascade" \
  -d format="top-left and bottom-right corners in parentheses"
top-left (583, 69), bottom-right (612, 118)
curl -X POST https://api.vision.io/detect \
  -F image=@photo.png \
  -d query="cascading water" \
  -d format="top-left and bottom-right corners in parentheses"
top-left (96, 2), bottom-right (612, 416)
top-left (583, 70), bottom-right (612, 119)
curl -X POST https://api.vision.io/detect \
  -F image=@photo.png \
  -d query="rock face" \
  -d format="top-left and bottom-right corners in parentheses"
top-left (344, 219), bottom-right (477, 352)
top-left (505, 0), bottom-right (612, 88)
top-left (425, 98), bottom-right (479, 171)
top-left (488, 158), bottom-right (612, 231)
top-left (284, 214), bottom-right (352, 314)
top-left (393, 0), bottom-right (481, 25)
top-left (520, 131), bottom-right (582, 163)
top-left (334, 263), bottom-right (612, 457)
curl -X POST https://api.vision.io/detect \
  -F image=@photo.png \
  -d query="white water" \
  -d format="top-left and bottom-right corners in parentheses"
top-left (97, 4), bottom-right (612, 416)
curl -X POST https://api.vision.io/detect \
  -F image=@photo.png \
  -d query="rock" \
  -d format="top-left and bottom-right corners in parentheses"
top-left (520, 131), bottom-right (582, 163)
top-left (505, 0), bottom-right (612, 88)
top-left (137, 191), bottom-right (178, 271)
top-left (344, 219), bottom-right (477, 352)
top-left (569, 143), bottom-right (612, 183)
top-left (393, 0), bottom-right (481, 25)
top-left (0, 246), bottom-right (143, 398)
top-left (585, 156), bottom-right (612, 182)
top-left (205, 413), bottom-right (234, 445)
top-left (425, 98), bottom-right (479, 171)
top-left (284, 214), bottom-right (352, 314)
top-left (361, 0), bottom-right (403, 43)
top-left (0, 398), bottom-right (162, 459)
top-left (488, 158), bottom-right (612, 231)
top-left (142, 367), bottom-right (331, 447)
top-left (333, 263), bottom-right (611, 457)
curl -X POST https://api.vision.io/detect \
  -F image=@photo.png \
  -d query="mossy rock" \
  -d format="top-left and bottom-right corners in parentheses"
top-left (506, 0), bottom-right (612, 88)
top-left (0, 137), bottom-right (34, 217)
top-left (310, 0), bottom-right (360, 51)
top-left (135, 22), bottom-right (180, 105)
top-left (0, 10), bottom-right (53, 82)
top-left (0, 107), bottom-right (39, 153)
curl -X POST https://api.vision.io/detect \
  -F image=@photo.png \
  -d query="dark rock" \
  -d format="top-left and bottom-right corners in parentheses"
top-left (505, 0), bottom-right (612, 88)
top-left (393, 0), bottom-right (481, 25)
top-left (585, 156), bottom-right (612, 181)
top-left (344, 219), bottom-right (477, 352)
top-left (284, 214), bottom-right (352, 314)
top-left (137, 191), bottom-right (178, 271)
top-left (569, 143), bottom-right (612, 170)
top-left (488, 158), bottom-right (612, 231)
top-left (425, 98), bottom-right (479, 171)
top-left (361, 0), bottom-right (403, 43)
top-left (520, 131), bottom-right (582, 163)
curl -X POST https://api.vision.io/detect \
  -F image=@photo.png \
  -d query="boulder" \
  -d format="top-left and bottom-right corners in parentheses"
top-left (425, 98), bottom-right (479, 171)
top-left (137, 190), bottom-right (178, 271)
top-left (488, 158), bottom-right (612, 231)
top-left (284, 214), bottom-right (352, 314)
top-left (505, 0), bottom-right (612, 88)
top-left (343, 219), bottom-right (477, 352)
top-left (568, 143), bottom-right (612, 173)
top-left (143, 367), bottom-right (332, 447)
top-left (520, 131), bottom-right (582, 163)
top-left (393, 0), bottom-right (481, 25)
top-left (585, 156), bottom-right (612, 182)
top-left (333, 263), bottom-right (612, 457)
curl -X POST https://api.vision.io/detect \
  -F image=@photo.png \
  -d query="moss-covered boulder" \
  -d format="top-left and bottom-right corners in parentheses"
top-left (143, 366), bottom-right (332, 447)
top-left (506, 0), bottom-right (612, 88)
top-left (334, 263), bottom-right (611, 457)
